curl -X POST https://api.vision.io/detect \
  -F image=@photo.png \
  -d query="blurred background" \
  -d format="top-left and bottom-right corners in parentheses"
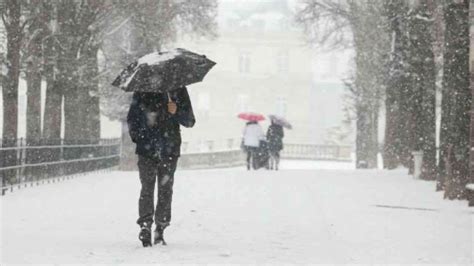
top-left (1, 0), bottom-right (473, 194)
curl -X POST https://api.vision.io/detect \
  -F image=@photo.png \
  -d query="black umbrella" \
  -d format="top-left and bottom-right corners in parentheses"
top-left (112, 48), bottom-right (216, 93)
top-left (269, 114), bottom-right (292, 129)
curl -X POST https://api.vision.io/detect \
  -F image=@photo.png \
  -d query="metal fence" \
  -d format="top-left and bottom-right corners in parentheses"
top-left (175, 143), bottom-right (352, 169)
top-left (179, 139), bottom-right (353, 161)
top-left (0, 138), bottom-right (121, 195)
top-left (0, 138), bottom-right (352, 193)
top-left (120, 142), bottom-right (353, 171)
top-left (181, 138), bottom-right (241, 153)
top-left (282, 144), bottom-right (352, 161)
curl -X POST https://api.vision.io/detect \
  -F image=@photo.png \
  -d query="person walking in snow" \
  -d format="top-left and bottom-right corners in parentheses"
top-left (127, 87), bottom-right (195, 247)
top-left (266, 120), bottom-right (284, 170)
top-left (242, 121), bottom-right (265, 170)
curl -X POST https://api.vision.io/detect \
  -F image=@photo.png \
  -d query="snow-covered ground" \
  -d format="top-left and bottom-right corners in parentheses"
top-left (1, 161), bottom-right (473, 264)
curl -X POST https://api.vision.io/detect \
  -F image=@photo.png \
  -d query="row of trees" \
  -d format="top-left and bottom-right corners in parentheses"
top-left (298, 0), bottom-right (472, 199)
top-left (0, 0), bottom-right (217, 169)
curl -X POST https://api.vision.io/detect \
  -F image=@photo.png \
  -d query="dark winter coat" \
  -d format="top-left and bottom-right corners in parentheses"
top-left (127, 87), bottom-right (195, 159)
top-left (266, 124), bottom-right (284, 152)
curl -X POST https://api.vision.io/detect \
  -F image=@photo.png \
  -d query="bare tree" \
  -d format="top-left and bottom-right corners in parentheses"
top-left (297, 0), bottom-right (389, 168)
top-left (37, 0), bottom-right (115, 145)
top-left (99, 0), bottom-right (217, 120)
top-left (57, 1), bottom-right (115, 144)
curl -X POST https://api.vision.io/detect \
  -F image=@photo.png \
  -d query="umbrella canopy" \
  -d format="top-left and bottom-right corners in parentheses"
top-left (112, 48), bottom-right (216, 93)
top-left (269, 114), bottom-right (292, 129)
top-left (238, 112), bottom-right (265, 122)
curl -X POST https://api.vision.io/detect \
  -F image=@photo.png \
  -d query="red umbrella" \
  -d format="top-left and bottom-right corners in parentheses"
top-left (238, 112), bottom-right (265, 121)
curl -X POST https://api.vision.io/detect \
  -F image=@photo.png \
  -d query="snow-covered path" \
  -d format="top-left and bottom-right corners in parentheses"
top-left (1, 161), bottom-right (473, 264)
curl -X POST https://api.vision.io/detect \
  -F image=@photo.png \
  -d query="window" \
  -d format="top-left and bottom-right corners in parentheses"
top-left (276, 50), bottom-right (289, 73)
top-left (275, 96), bottom-right (287, 117)
top-left (323, 53), bottom-right (338, 78)
top-left (227, 18), bottom-right (238, 28)
top-left (329, 54), bottom-right (338, 77)
top-left (253, 19), bottom-right (265, 32)
top-left (237, 94), bottom-right (249, 113)
top-left (238, 52), bottom-right (251, 73)
top-left (197, 92), bottom-right (211, 119)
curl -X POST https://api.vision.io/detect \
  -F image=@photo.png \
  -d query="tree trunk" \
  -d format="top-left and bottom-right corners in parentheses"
top-left (56, 1), bottom-right (84, 145)
top-left (42, 35), bottom-right (62, 143)
top-left (42, 35), bottom-right (62, 177)
top-left (383, 90), bottom-right (400, 169)
top-left (63, 80), bottom-right (84, 144)
top-left (383, 0), bottom-right (410, 169)
top-left (42, 77), bottom-right (62, 143)
top-left (350, 5), bottom-right (385, 169)
top-left (86, 91), bottom-right (101, 142)
top-left (407, 4), bottom-right (437, 180)
top-left (431, 1), bottom-right (445, 191)
top-left (440, 1), bottom-right (471, 199)
top-left (355, 102), bottom-right (379, 169)
top-left (2, 0), bottom-right (22, 186)
top-left (25, 18), bottom-right (43, 167)
top-left (26, 61), bottom-right (42, 144)
top-left (82, 45), bottom-right (101, 143)
top-left (470, 0), bottom-right (474, 189)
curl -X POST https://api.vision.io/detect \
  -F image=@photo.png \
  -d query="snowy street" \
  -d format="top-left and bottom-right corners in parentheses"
top-left (1, 161), bottom-right (472, 264)
top-left (2, 0), bottom-right (474, 264)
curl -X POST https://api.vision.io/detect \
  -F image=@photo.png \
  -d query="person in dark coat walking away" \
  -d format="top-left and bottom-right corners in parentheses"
top-left (242, 121), bottom-right (265, 170)
top-left (127, 86), bottom-right (195, 247)
top-left (267, 120), bottom-right (284, 170)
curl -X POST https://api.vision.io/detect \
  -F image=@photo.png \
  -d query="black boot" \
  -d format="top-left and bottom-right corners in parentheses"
top-left (154, 226), bottom-right (167, 245)
top-left (139, 224), bottom-right (152, 247)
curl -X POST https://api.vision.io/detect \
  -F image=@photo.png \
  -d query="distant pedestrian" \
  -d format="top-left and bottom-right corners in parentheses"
top-left (267, 120), bottom-right (284, 170)
top-left (242, 121), bottom-right (265, 170)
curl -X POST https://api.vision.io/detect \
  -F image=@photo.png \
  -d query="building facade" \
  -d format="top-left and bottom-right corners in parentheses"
top-left (177, 1), bottom-right (315, 151)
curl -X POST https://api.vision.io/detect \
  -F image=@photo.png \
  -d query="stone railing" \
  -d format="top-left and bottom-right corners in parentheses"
top-left (178, 144), bottom-right (352, 169)
top-left (121, 142), bottom-right (353, 170)
top-left (178, 150), bottom-right (245, 169)
top-left (282, 144), bottom-right (352, 161)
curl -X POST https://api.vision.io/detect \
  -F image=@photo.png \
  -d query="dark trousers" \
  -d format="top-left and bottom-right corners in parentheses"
top-left (245, 147), bottom-right (257, 170)
top-left (269, 150), bottom-right (280, 170)
top-left (137, 155), bottom-right (178, 229)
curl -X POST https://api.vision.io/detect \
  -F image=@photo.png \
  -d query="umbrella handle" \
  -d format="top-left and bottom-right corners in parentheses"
top-left (167, 92), bottom-right (172, 102)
